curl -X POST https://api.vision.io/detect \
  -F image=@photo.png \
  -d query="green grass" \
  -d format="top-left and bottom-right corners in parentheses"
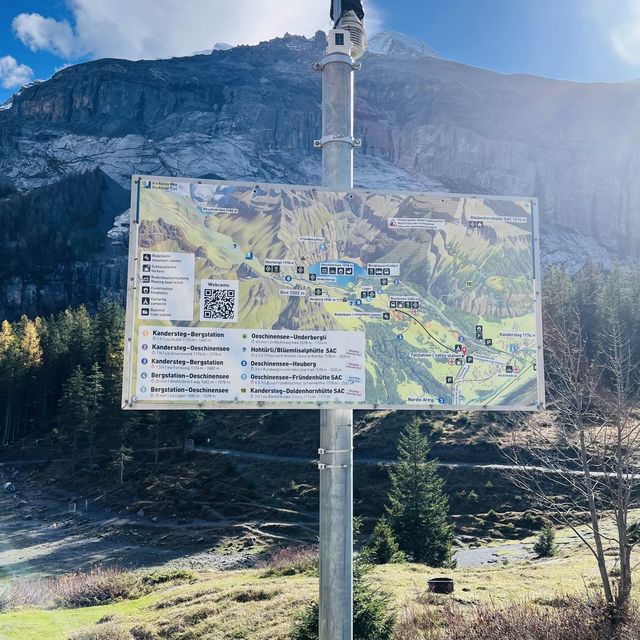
top-left (0, 594), bottom-right (157, 640)
top-left (0, 556), bottom-right (607, 640)
top-left (2, 519), bottom-right (637, 640)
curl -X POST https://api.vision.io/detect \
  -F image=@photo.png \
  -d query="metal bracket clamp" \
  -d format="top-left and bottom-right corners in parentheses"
top-left (314, 135), bottom-right (362, 149)
top-left (318, 448), bottom-right (353, 455)
top-left (318, 463), bottom-right (349, 470)
top-left (312, 56), bottom-right (362, 72)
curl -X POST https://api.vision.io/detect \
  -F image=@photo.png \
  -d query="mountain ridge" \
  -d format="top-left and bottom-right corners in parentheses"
top-left (0, 31), bottom-right (638, 319)
top-left (368, 30), bottom-right (440, 58)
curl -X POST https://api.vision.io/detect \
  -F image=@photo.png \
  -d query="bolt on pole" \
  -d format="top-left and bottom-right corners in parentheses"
top-left (317, 3), bottom-right (364, 638)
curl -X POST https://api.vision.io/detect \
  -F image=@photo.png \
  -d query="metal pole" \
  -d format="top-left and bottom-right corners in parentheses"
top-left (319, 409), bottom-right (353, 640)
top-left (321, 47), bottom-right (355, 190)
top-left (318, 7), bottom-right (360, 638)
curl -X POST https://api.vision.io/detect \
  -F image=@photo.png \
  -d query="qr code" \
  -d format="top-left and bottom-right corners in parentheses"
top-left (203, 288), bottom-right (236, 319)
top-left (200, 280), bottom-right (239, 322)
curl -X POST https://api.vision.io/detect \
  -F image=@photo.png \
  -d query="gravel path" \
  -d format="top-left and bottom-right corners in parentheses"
top-left (454, 542), bottom-right (532, 568)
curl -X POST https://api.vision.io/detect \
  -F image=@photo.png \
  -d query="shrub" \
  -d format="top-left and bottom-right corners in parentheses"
top-left (0, 569), bottom-right (133, 611)
top-left (54, 568), bottom-right (140, 608)
top-left (484, 509), bottom-right (499, 522)
top-left (424, 420), bottom-right (444, 440)
top-left (533, 522), bottom-right (557, 558)
top-left (140, 569), bottom-right (197, 587)
top-left (518, 510), bottom-right (544, 530)
top-left (129, 625), bottom-right (159, 640)
top-left (260, 545), bottom-right (319, 577)
top-left (230, 588), bottom-right (277, 602)
top-left (0, 576), bottom-right (55, 610)
top-left (290, 558), bottom-right (395, 640)
top-left (497, 522), bottom-right (519, 539)
top-left (0, 567), bottom-right (196, 612)
top-left (455, 415), bottom-right (471, 427)
top-left (364, 517), bottom-right (406, 565)
top-left (69, 622), bottom-right (133, 640)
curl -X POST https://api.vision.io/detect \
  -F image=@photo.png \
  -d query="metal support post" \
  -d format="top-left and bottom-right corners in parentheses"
top-left (320, 49), bottom-right (356, 190)
top-left (319, 409), bottom-right (353, 640)
top-left (316, 5), bottom-right (364, 637)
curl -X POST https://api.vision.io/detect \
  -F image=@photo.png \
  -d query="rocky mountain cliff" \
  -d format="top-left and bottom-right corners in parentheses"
top-left (367, 30), bottom-right (441, 58)
top-left (0, 30), bottom-right (638, 319)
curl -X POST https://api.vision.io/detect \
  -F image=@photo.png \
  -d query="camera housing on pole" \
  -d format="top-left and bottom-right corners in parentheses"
top-left (332, 14), bottom-right (366, 60)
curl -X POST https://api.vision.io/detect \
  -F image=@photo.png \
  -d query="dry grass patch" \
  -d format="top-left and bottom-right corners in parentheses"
top-left (69, 622), bottom-right (134, 640)
top-left (258, 545), bottom-right (318, 578)
top-left (0, 567), bottom-right (198, 612)
top-left (146, 574), bottom-right (314, 640)
top-left (395, 598), bottom-right (640, 640)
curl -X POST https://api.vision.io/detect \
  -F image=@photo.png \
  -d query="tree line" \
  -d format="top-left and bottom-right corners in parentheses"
top-left (1, 262), bottom-right (639, 471)
top-left (2, 261), bottom-right (637, 450)
top-left (0, 300), bottom-right (203, 476)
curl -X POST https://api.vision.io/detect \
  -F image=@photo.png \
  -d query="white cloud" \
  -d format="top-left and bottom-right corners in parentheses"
top-left (611, 0), bottom-right (640, 65)
top-left (12, 12), bottom-right (80, 58)
top-left (0, 55), bottom-right (34, 89)
top-left (11, 0), bottom-right (382, 62)
top-left (363, 2), bottom-right (383, 36)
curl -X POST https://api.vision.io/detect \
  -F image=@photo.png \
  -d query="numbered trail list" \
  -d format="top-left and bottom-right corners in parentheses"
top-left (135, 328), bottom-right (365, 404)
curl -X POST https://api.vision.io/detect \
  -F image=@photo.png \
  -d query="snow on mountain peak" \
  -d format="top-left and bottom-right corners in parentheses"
top-left (193, 43), bottom-right (233, 55)
top-left (368, 30), bottom-right (440, 59)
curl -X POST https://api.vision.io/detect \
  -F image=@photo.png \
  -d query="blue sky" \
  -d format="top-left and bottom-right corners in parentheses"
top-left (2, 0), bottom-right (640, 104)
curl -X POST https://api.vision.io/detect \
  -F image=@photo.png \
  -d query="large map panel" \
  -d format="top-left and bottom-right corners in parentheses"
top-left (122, 176), bottom-right (545, 411)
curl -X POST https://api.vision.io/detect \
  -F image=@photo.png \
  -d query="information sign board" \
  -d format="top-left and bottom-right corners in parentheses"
top-left (122, 176), bottom-right (545, 411)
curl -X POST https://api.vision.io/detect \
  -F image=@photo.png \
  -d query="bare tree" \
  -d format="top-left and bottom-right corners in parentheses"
top-left (506, 299), bottom-right (640, 620)
top-left (109, 445), bottom-right (133, 484)
top-left (595, 298), bottom-right (640, 611)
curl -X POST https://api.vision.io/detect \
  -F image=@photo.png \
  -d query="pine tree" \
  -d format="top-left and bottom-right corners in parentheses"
top-left (542, 266), bottom-right (575, 324)
top-left (59, 366), bottom-right (89, 472)
top-left (92, 300), bottom-right (125, 368)
top-left (0, 320), bottom-right (19, 444)
top-left (573, 261), bottom-right (605, 359)
top-left (85, 362), bottom-right (104, 467)
top-left (533, 522), bottom-right (557, 558)
top-left (365, 517), bottom-right (405, 565)
top-left (147, 411), bottom-right (163, 475)
top-left (386, 419), bottom-right (454, 566)
top-left (290, 555), bottom-right (395, 640)
top-left (67, 306), bottom-right (93, 371)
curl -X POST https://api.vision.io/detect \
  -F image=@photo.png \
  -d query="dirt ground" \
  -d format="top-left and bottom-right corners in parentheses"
top-left (0, 472), bottom-right (534, 587)
top-left (0, 472), bottom-right (262, 581)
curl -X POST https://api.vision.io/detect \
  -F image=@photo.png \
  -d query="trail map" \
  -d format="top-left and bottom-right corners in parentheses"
top-left (122, 176), bottom-right (544, 411)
